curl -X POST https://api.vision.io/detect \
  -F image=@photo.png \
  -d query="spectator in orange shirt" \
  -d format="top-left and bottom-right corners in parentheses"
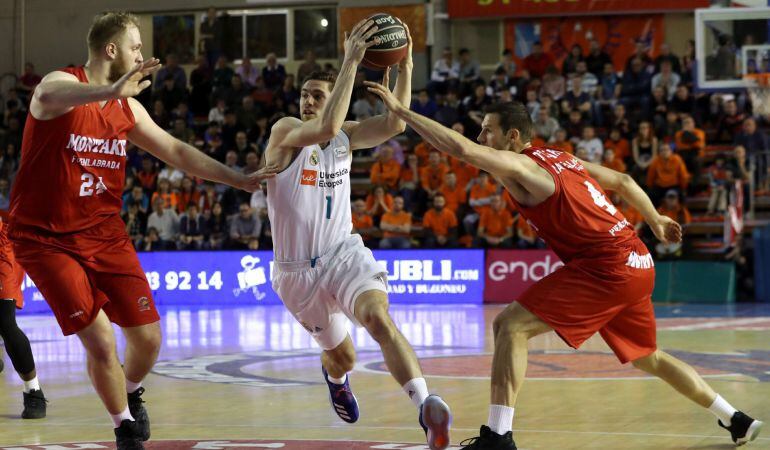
top-left (413, 140), bottom-right (433, 166)
top-left (365, 185), bottom-right (393, 222)
top-left (379, 196), bottom-right (412, 249)
top-left (420, 150), bottom-right (450, 199)
top-left (476, 194), bottom-right (514, 248)
top-left (370, 144), bottom-right (401, 192)
top-left (611, 193), bottom-right (645, 235)
top-left (602, 148), bottom-right (627, 173)
top-left (656, 190), bottom-right (691, 259)
top-left (422, 194), bottom-right (458, 248)
top-left (604, 127), bottom-right (631, 165)
top-left (352, 198), bottom-right (377, 247)
top-left (548, 128), bottom-right (574, 154)
top-left (449, 123), bottom-right (480, 187)
top-left (674, 115), bottom-right (706, 178)
top-left (646, 143), bottom-right (690, 205)
top-left (176, 176), bottom-right (201, 214)
top-left (440, 172), bottom-right (467, 214)
top-left (151, 178), bottom-right (179, 211)
top-left (465, 171), bottom-right (498, 235)
top-left (399, 153), bottom-right (422, 212)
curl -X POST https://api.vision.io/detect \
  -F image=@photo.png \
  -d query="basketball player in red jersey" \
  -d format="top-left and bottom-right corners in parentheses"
top-left (0, 212), bottom-right (47, 419)
top-left (366, 83), bottom-right (763, 447)
top-left (8, 12), bottom-right (275, 450)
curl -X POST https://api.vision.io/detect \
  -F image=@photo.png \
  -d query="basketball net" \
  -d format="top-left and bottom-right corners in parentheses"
top-left (744, 73), bottom-right (770, 116)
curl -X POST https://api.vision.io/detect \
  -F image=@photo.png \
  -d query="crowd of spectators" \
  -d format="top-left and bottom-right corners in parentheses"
top-left (0, 14), bottom-right (768, 257)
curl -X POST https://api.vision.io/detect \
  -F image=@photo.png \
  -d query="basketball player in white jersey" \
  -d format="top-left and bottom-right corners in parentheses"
top-left (264, 19), bottom-right (451, 450)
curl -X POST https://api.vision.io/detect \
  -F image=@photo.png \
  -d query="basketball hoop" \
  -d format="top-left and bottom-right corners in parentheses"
top-left (744, 73), bottom-right (770, 116)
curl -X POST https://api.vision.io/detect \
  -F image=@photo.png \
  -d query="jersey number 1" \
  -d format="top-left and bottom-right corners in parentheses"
top-left (325, 195), bottom-right (332, 219)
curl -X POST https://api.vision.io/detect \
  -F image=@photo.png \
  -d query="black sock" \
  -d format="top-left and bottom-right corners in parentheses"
top-left (0, 299), bottom-right (36, 375)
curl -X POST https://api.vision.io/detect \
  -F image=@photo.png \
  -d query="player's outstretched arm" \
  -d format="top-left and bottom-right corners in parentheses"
top-left (127, 98), bottom-right (278, 192)
top-left (345, 23), bottom-right (414, 150)
top-left (583, 161), bottom-right (682, 244)
top-left (271, 19), bottom-right (379, 150)
top-left (32, 59), bottom-right (161, 120)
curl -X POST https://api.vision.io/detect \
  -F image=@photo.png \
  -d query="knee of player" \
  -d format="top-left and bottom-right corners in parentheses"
top-left (130, 324), bottom-right (163, 354)
top-left (360, 306), bottom-right (395, 342)
top-left (493, 312), bottom-right (531, 339)
top-left (631, 350), bottom-right (660, 371)
top-left (85, 339), bottom-right (119, 364)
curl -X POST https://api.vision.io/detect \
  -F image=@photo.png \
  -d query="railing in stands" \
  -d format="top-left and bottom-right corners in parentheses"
top-left (748, 150), bottom-right (770, 220)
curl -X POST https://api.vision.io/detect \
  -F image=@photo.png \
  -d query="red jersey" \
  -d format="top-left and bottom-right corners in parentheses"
top-left (10, 66), bottom-right (135, 234)
top-left (513, 147), bottom-right (647, 268)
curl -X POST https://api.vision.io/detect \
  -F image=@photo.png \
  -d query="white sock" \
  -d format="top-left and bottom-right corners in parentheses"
top-left (126, 378), bottom-right (142, 394)
top-left (709, 395), bottom-right (738, 426)
top-left (488, 404), bottom-right (515, 435)
top-left (327, 373), bottom-right (347, 385)
top-left (402, 377), bottom-right (429, 409)
top-left (110, 406), bottom-right (134, 428)
top-left (23, 377), bottom-right (40, 393)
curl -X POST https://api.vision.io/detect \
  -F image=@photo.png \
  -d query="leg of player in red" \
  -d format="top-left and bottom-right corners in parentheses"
top-left (9, 12), bottom-right (276, 450)
top-left (363, 86), bottom-right (763, 448)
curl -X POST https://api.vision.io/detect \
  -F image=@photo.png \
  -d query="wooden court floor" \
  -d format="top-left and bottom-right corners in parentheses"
top-left (1, 304), bottom-right (769, 450)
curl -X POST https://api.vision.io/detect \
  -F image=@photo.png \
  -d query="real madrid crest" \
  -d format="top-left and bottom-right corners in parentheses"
top-left (309, 149), bottom-right (319, 166)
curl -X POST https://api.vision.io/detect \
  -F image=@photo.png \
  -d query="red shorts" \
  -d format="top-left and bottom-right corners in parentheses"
top-left (9, 216), bottom-right (159, 336)
top-left (0, 226), bottom-right (24, 308)
top-left (517, 260), bottom-right (657, 364)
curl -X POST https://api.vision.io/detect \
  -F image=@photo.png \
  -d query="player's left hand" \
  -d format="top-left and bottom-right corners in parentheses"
top-left (239, 164), bottom-right (280, 192)
top-left (364, 69), bottom-right (403, 113)
top-left (399, 22), bottom-right (413, 69)
top-left (651, 215), bottom-right (682, 244)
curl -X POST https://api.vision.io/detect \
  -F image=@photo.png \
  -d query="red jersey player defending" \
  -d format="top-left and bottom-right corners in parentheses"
top-left (8, 12), bottom-right (275, 450)
top-left (366, 81), bottom-right (763, 448)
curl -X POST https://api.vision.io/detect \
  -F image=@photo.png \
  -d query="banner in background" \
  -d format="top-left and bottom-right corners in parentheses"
top-left (504, 15), bottom-right (664, 73)
top-left (447, 0), bottom-right (710, 19)
top-left (339, 5), bottom-right (427, 53)
top-left (484, 249), bottom-right (564, 304)
top-left (19, 249), bottom-right (484, 314)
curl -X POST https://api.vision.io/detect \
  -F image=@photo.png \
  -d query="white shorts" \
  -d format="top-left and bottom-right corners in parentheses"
top-left (272, 234), bottom-right (388, 350)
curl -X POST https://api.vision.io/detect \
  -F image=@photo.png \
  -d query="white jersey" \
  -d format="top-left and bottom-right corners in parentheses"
top-left (267, 131), bottom-right (353, 262)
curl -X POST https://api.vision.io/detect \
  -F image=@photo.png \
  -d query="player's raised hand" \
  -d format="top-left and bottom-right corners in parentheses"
top-left (650, 214), bottom-right (683, 244)
top-left (111, 58), bottom-right (162, 98)
top-left (344, 19), bottom-right (379, 65)
top-left (399, 22), bottom-right (414, 69)
top-left (239, 164), bottom-right (280, 192)
top-left (364, 68), bottom-right (403, 113)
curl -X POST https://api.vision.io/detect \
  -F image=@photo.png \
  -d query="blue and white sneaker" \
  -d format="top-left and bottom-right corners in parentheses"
top-left (322, 367), bottom-right (359, 423)
top-left (419, 394), bottom-right (453, 450)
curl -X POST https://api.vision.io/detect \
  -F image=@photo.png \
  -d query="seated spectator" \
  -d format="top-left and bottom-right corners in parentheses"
top-left (650, 86), bottom-right (669, 133)
top-left (365, 185), bottom-right (394, 221)
top-left (706, 154), bottom-right (732, 215)
top-left (525, 90), bottom-right (540, 120)
top-left (151, 178), bottom-right (179, 211)
top-left (632, 121), bottom-right (659, 177)
top-left (352, 199), bottom-right (377, 247)
top-left (122, 184), bottom-right (149, 214)
top-left (158, 164), bottom-right (185, 190)
top-left (564, 109), bottom-right (586, 142)
top-left (147, 197), bottom-right (179, 250)
top-left (352, 90), bottom-right (385, 121)
top-left (609, 103), bottom-right (631, 138)
top-left (142, 227), bottom-right (164, 251)
top-left (250, 183), bottom-right (268, 220)
top-left (177, 177), bottom-right (201, 213)
top-left (435, 90), bottom-right (462, 127)
top-left (208, 98), bottom-right (227, 125)
top-left (674, 115), bottom-right (706, 177)
top-left (122, 202), bottom-right (147, 249)
top-left (169, 118), bottom-right (195, 144)
top-left (576, 126), bottom-right (603, 163)
top-left (650, 60), bottom-right (680, 101)
top-left (602, 148), bottom-right (627, 174)
top-left (654, 42), bottom-right (681, 74)
top-left (428, 47), bottom-right (459, 96)
top-left (422, 194), bottom-right (458, 248)
top-left (603, 128), bottom-right (631, 166)
top-left (734, 116), bottom-right (769, 154)
top-left (571, 61), bottom-right (598, 96)
top-left (136, 157), bottom-right (158, 191)
top-left (522, 41), bottom-right (554, 79)
top-left (597, 62), bottom-right (620, 111)
top-left (662, 110), bottom-right (681, 141)
top-left (476, 194), bottom-right (514, 248)
top-left (646, 143), bottom-right (690, 205)
top-left (464, 171), bottom-right (497, 235)
top-left (496, 48), bottom-right (517, 77)
top-left (440, 172), bottom-right (467, 214)
top-left (153, 74), bottom-right (187, 112)
top-left (534, 108), bottom-right (560, 142)
top-left (178, 204), bottom-right (206, 250)
top-left (670, 84), bottom-right (695, 117)
top-left (420, 150), bottom-right (450, 200)
top-left (297, 50), bottom-right (322, 85)
top-left (549, 128), bottom-right (574, 154)
top-left (714, 99), bottom-right (746, 143)
top-left (370, 144), bottom-right (401, 192)
top-left (561, 76), bottom-right (593, 121)
top-left (620, 58), bottom-right (652, 118)
top-left (586, 39), bottom-right (612, 77)
top-left (540, 65), bottom-right (565, 101)
top-left (236, 57), bottom-right (260, 87)
top-left (379, 196), bottom-right (412, 249)
top-left (625, 40), bottom-right (653, 73)
top-left (262, 53), bottom-right (287, 91)
top-left (229, 202), bottom-right (261, 249)
top-left (562, 44), bottom-right (584, 76)
top-left (656, 190), bottom-right (691, 259)
top-left (487, 67), bottom-right (514, 100)
top-left (411, 90), bottom-right (438, 119)
top-left (206, 202), bottom-right (228, 250)
top-left (399, 153), bottom-right (422, 211)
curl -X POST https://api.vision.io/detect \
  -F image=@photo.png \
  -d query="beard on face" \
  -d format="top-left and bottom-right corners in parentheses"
top-left (108, 52), bottom-right (133, 83)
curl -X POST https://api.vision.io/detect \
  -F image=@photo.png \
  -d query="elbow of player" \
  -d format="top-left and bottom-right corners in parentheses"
top-left (319, 120), bottom-right (342, 140)
top-left (34, 86), bottom-right (55, 106)
top-left (618, 173), bottom-right (635, 192)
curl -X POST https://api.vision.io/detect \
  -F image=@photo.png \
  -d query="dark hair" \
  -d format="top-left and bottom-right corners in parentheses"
top-left (484, 102), bottom-right (534, 142)
top-left (302, 71), bottom-right (337, 87)
top-left (459, 48), bottom-right (470, 55)
top-left (502, 48), bottom-right (512, 56)
top-left (87, 12), bottom-right (140, 53)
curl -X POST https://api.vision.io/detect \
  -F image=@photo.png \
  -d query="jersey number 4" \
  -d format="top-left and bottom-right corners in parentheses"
top-left (584, 181), bottom-right (617, 216)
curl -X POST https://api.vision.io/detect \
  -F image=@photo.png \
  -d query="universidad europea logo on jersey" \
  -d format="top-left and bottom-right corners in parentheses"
top-left (300, 169), bottom-right (318, 186)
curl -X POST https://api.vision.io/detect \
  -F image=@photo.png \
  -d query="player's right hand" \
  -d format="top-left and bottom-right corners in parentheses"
top-left (111, 58), bottom-right (162, 98)
top-left (343, 19), bottom-right (379, 65)
top-left (651, 214), bottom-right (683, 244)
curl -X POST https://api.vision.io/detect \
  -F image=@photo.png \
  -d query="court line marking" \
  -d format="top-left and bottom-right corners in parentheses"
top-left (661, 317), bottom-right (770, 331)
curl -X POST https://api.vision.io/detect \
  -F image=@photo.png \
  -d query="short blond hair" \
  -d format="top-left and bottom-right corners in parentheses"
top-left (87, 12), bottom-right (140, 53)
